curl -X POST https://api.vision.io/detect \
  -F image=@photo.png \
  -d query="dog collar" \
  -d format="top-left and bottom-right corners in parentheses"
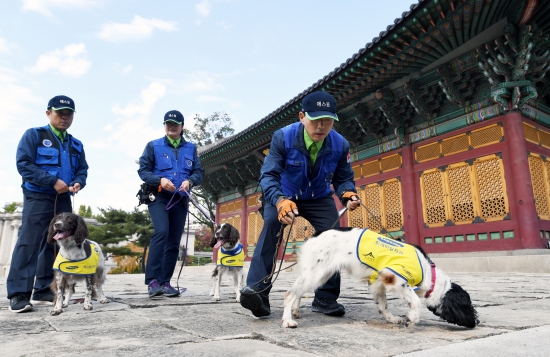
top-left (425, 263), bottom-right (436, 298)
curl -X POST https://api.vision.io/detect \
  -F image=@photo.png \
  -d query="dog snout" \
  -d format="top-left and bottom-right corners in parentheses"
top-left (54, 221), bottom-right (63, 229)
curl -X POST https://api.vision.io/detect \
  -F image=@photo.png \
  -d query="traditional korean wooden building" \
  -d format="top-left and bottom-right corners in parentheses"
top-left (199, 0), bottom-right (550, 260)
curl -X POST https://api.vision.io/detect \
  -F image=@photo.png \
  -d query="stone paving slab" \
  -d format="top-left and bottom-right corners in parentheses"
top-left (1, 267), bottom-right (549, 357)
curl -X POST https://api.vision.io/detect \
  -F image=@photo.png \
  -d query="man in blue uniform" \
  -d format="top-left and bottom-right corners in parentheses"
top-left (8, 95), bottom-right (88, 313)
top-left (138, 110), bottom-right (204, 298)
top-left (240, 91), bottom-right (360, 317)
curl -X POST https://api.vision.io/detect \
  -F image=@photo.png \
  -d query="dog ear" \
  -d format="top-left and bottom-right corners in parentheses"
top-left (230, 225), bottom-right (240, 241)
top-left (73, 215), bottom-right (89, 244)
top-left (440, 283), bottom-right (478, 328)
top-left (46, 216), bottom-right (58, 244)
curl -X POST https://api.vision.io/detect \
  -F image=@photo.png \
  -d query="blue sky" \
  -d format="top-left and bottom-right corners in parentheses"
top-left (0, 0), bottom-right (415, 213)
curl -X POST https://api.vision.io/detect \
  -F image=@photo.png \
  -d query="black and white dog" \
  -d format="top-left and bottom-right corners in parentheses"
top-left (282, 227), bottom-right (478, 329)
top-left (209, 223), bottom-right (245, 302)
top-left (47, 212), bottom-right (110, 315)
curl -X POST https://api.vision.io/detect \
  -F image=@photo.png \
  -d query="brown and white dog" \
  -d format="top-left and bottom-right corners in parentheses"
top-left (209, 223), bottom-right (245, 302)
top-left (282, 227), bottom-right (478, 329)
top-left (47, 212), bottom-right (110, 315)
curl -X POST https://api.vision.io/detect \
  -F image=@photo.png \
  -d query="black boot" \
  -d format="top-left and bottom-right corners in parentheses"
top-left (240, 286), bottom-right (271, 317)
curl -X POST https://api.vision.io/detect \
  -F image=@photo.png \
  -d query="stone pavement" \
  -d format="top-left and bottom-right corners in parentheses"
top-left (1, 264), bottom-right (549, 357)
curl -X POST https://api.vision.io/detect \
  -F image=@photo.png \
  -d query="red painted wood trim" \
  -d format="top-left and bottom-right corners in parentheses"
top-left (503, 112), bottom-right (544, 248)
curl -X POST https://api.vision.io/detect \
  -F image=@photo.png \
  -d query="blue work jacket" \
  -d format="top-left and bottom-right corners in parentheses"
top-left (16, 125), bottom-right (88, 194)
top-left (260, 122), bottom-right (356, 206)
top-left (138, 136), bottom-right (204, 193)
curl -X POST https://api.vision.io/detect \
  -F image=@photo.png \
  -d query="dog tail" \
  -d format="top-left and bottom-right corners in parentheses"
top-left (212, 266), bottom-right (219, 278)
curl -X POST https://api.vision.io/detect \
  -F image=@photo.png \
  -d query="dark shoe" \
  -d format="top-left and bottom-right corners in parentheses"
top-left (9, 294), bottom-right (33, 313)
top-left (148, 279), bottom-right (164, 298)
top-left (311, 297), bottom-right (345, 316)
top-left (240, 286), bottom-right (271, 317)
top-left (31, 291), bottom-right (54, 306)
top-left (162, 283), bottom-right (180, 297)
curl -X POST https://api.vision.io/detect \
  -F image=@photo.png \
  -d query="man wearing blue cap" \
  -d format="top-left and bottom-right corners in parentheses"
top-left (8, 95), bottom-right (88, 313)
top-left (138, 110), bottom-right (203, 298)
top-left (240, 91), bottom-right (360, 318)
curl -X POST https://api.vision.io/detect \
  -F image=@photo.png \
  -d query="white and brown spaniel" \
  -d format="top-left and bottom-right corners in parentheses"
top-left (209, 223), bottom-right (245, 302)
top-left (282, 227), bottom-right (479, 329)
top-left (47, 212), bottom-right (110, 315)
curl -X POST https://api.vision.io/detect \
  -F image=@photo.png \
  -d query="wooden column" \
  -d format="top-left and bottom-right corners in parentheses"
top-left (401, 142), bottom-right (421, 245)
top-left (502, 111), bottom-right (544, 248)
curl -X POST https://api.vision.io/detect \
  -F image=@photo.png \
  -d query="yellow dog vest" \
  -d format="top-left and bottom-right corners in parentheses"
top-left (217, 243), bottom-right (245, 267)
top-left (356, 229), bottom-right (424, 286)
top-left (53, 242), bottom-right (100, 276)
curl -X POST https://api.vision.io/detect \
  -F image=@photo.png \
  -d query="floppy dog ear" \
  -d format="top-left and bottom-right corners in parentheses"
top-left (230, 225), bottom-right (240, 241)
top-left (440, 283), bottom-right (478, 328)
top-left (73, 215), bottom-right (89, 244)
top-left (46, 216), bottom-right (58, 244)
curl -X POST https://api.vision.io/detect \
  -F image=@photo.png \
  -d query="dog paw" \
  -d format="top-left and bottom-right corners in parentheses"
top-left (212, 296), bottom-right (220, 301)
top-left (100, 298), bottom-right (111, 304)
top-left (292, 309), bottom-right (300, 319)
top-left (281, 319), bottom-right (298, 328)
top-left (50, 309), bottom-right (63, 316)
top-left (62, 303), bottom-right (68, 308)
top-left (235, 298), bottom-right (240, 303)
top-left (83, 303), bottom-right (93, 310)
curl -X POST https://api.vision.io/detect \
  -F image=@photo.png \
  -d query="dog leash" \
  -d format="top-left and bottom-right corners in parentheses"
top-left (242, 216), bottom-right (297, 296)
top-left (174, 210), bottom-right (190, 295)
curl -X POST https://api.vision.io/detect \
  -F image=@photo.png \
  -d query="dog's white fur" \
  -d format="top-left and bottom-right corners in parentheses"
top-left (282, 228), bottom-right (478, 329)
top-left (47, 213), bottom-right (110, 315)
top-left (209, 223), bottom-right (245, 302)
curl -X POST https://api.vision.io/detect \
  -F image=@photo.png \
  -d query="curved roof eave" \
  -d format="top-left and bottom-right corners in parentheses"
top-left (200, 0), bottom-right (427, 163)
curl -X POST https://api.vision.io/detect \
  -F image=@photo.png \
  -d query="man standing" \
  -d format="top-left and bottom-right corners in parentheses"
top-left (138, 110), bottom-right (203, 298)
top-left (8, 95), bottom-right (88, 312)
top-left (240, 91), bottom-right (360, 317)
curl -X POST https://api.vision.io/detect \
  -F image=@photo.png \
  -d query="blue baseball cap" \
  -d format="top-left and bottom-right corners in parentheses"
top-left (301, 91), bottom-right (338, 121)
top-left (47, 95), bottom-right (75, 112)
top-left (163, 110), bottom-right (184, 125)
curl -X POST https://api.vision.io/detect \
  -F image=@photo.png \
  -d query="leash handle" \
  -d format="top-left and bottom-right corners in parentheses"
top-left (165, 191), bottom-right (185, 210)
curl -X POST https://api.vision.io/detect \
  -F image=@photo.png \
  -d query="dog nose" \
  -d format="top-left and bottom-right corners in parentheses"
top-left (54, 221), bottom-right (62, 229)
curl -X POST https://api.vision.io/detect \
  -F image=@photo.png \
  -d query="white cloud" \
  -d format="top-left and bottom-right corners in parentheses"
top-left (97, 15), bottom-right (177, 43)
top-left (0, 37), bottom-right (10, 54)
top-left (112, 81), bottom-right (166, 117)
top-left (26, 43), bottom-right (91, 78)
top-left (195, 0), bottom-right (212, 17)
top-left (122, 64), bottom-right (133, 76)
top-left (0, 66), bottom-right (43, 132)
top-left (22, 0), bottom-right (102, 17)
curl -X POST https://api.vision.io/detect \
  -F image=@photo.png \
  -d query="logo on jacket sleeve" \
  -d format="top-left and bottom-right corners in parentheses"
top-left (346, 151), bottom-right (351, 163)
top-left (43, 139), bottom-right (52, 147)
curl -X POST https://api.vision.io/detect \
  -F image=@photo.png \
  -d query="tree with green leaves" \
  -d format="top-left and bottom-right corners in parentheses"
top-left (182, 111), bottom-right (235, 232)
top-left (87, 207), bottom-right (152, 271)
top-left (78, 205), bottom-right (94, 218)
top-left (3, 202), bottom-right (19, 213)
top-left (183, 111), bottom-right (234, 146)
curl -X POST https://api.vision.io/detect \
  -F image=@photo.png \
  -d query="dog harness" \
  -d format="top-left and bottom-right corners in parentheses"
top-left (356, 229), bottom-right (424, 287)
top-left (53, 242), bottom-right (100, 276)
top-left (217, 243), bottom-right (245, 267)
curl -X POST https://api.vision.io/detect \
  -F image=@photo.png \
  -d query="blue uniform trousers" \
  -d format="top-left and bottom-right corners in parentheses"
top-left (247, 195), bottom-right (341, 300)
top-left (146, 193), bottom-right (189, 286)
top-left (7, 189), bottom-right (72, 299)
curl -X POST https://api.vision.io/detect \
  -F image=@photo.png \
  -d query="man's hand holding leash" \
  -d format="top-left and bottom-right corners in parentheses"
top-left (277, 197), bottom-right (298, 225)
top-left (342, 191), bottom-right (360, 210)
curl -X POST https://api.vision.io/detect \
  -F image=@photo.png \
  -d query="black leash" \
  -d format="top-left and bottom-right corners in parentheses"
top-left (241, 216), bottom-right (297, 296)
